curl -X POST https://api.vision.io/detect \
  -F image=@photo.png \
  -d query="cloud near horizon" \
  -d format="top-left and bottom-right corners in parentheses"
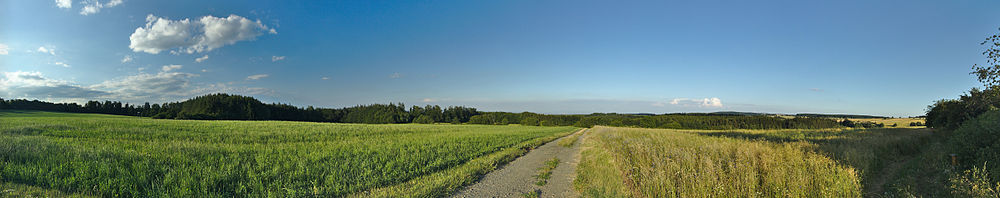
top-left (129, 14), bottom-right (276, 54)
top-left (1, 70), bottom-right (272, 104)
top-left (664, 97), bottom-right (724, 108)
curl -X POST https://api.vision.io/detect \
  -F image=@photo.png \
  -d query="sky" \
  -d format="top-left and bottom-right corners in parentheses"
top-left (2, 0), bottom-right (999, 117)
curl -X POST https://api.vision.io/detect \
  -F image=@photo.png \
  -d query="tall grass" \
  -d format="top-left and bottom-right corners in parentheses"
top-left (0, 110), bottom-right (577, 197)
top-left (574, 126), bottom-right (862, 197)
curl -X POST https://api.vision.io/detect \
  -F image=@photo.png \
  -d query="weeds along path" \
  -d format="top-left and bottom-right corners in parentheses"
top-left (451, 129), bottom-right (587, 198)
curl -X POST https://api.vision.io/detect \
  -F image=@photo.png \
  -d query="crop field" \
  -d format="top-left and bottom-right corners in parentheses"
top-left (847, 118), bottom-right (926, 128)
top-left (574, 126), bottom-right (934, 197)
top-left (0, 110), bottom-right (577, 197)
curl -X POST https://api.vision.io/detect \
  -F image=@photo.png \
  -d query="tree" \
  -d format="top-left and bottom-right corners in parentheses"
top-left (413, 115), bottom-right (434, 124)
top-left (973, 27), bottom-right (1000, 87)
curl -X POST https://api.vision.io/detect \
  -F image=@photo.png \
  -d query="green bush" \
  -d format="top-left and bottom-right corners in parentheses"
top-left (949, 110), bottom-right (1000, 184)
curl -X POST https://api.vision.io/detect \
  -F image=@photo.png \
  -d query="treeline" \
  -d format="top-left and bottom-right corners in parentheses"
top-left (2, 93), bottom-right (855, 130)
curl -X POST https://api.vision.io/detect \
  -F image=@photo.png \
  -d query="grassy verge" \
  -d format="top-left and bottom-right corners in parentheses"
top-left (557, 129), bottom-right (586, 147)
top-left (575, 126), bottom-right (862, 197)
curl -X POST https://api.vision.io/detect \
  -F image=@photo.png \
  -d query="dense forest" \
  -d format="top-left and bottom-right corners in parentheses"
top-left (0, 93), bottom-right (867, 130)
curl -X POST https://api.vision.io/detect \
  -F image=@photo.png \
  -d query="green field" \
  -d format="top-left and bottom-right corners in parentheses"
top-left (0, 110), bottom-right (577, 197)
top-left (574, 126), bottom-right (935, 197)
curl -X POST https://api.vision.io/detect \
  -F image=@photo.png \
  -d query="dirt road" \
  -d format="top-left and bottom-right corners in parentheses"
top-left (451, 129), bottom-right (587, 198)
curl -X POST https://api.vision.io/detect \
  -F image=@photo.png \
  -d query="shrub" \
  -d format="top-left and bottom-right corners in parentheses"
top-left (948, 110), bottom-right (1000, 183)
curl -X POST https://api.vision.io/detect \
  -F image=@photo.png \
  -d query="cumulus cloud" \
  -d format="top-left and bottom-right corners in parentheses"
top-left (121, 55), bottom-right (133, 63)
top-left (129, 14), bottom-right (276, 54)
top-left (79, 0), bottom-right (123, 15)
top-left (0, 43), bottom-right (8, 55)
top-left (161, 64), bottom-right (182, 72)
top-left (271, 56), bottom-right (285, 62)
top-left (195, 55), bottom-right (209, 63)
top-left (667, 97), bottom-right (724, 108)
top-left (0, 71), bottom-right (108, 99)
top-left (36, 47), bottom-right (56, 55)
top-left (246, 74), bottom-right (269, 80)
top-left (56, 0), bottom-right (72, 8)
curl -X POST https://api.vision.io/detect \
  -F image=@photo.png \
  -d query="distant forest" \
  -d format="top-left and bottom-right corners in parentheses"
top-left (0, 93), bottom-right (867, 130)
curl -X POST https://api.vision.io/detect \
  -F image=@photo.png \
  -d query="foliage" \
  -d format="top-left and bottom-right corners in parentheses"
top-left (0, 110), bottom-right (576, 197)
top-left (948, 111), bottom-right (1000, 185)
top-left (972, 27), bottom-right (1000, 87)
top-left (926, 87), bottom-right (1000, 130)
top-left (950, 163), bottom-right (1000, 198)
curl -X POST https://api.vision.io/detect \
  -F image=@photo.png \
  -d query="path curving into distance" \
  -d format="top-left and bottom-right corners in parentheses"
top-left (451, 129), bottom-right (588, 198)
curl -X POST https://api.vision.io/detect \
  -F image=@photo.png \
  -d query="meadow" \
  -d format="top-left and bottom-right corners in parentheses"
top-left (0, 110), bottom-right (577, 197)
top-left (574, 126), bottom-right (936, 197)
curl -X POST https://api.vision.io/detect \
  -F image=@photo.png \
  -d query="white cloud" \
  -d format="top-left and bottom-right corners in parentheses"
top-left (161, 64), bottom-right (182, 72)
top-left (271, 56), bottom-right (285, 62)
top-left (246, 74), bottom-right (269, 80)
top-left (2, 70), bottom-right (271, 104)
top-left (0, 71), bottom-right (108, 99)
top-left (195, 55), bottom-right (209, 62)
top-left (121, 55), bottom-right (133, 63)
top-left (809, 88), bottom-right (823, 92)
top-left (0, 43), bottom-right (8, 55)
top-left (91, 71), bottom-right (197, 101)
top-left (79, 0), bottom-right (123, 15)
top-left (129, 14), bottom-right (276, 54)
top-left (36, 47), bottom-right (56, 55)
top-left (666, 97), bottom-right (723, 108)
top-left (389, 72), bottom-right (401, 79)
top-left (201, 69), bottom-right (208, 72)
top-left (321, 77), bottom-right (329, 80)
top-left (53, 62), bottom-right (71, 68)
top-left (55, 0), bottom-right (72, 8)
top-left (422, 98), bottom-right (437, 102)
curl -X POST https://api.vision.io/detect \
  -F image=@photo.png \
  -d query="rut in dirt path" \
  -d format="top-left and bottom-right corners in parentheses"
top-left (451, 129), bottom-right (587, 198)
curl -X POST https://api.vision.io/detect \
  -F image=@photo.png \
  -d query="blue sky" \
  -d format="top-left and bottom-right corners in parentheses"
top-left (1, 0), bottom-right (999, 117)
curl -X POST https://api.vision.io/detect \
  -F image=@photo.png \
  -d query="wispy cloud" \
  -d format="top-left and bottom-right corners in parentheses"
top-left (121, 55), bottom-right (133, 63)
top-left (271, 56), bottom-right (285, 62)
top-left (161, 64), bottom-right (182, 72)
top-left (666, 97), bottom-right (724, 108)
top-left (36, 46), bottom-right (56, 55)
top-left (52, 62), bottom-right (71, 68)
top-left (321, 77), bottom-right (329, 80)
top-left (809, 88), bottom-right (823, 92)
top-left (195, 55), bottom-right (209, 63)
top-left (246, 74), bottom-right (269, 80)
top-left (55, 0), bottom-right (72, 8)
top-left (79, 0), bottom-right (123, 15)
top-left (389, 72), bottom-right (401, 79)
top-left (0, 43), bottom-right (8, 55)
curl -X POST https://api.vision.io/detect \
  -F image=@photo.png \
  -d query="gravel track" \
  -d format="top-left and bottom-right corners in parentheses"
top-left (451, 129), bottom-right (587, 198)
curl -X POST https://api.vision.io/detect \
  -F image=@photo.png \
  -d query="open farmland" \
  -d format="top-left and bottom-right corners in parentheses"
top-left (574, 126), bottom-right (935, 197)
top-left (0, 110), bottom-right (577, 197)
